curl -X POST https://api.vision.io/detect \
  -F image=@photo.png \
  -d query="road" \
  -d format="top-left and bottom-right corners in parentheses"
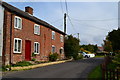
top-left (2, 58), bottom-right (104, 79)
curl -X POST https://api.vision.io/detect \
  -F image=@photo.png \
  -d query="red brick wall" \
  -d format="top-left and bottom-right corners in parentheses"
top-left (3, 10), bottom-right (14, 65)
top-left (3, 10), bottom-right (65, 65)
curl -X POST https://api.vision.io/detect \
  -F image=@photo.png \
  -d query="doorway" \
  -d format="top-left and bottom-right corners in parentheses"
top-left (25, 40), bottom-right (31, 61)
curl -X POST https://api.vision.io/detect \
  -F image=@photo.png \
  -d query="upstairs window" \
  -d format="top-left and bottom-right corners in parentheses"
top-left (14, 16), bottom-right (22, 29)
top-left (34, 24), bottom-right (40, 35)
top-left (52, 31), bottom-right (55, 40)
top-left (60, 35), bottom-right (63, 42)
top-left (14, 38), bottom-right (22, 53)
top-left (52, 45), bottom-right (55, 53)
top-left (34, 42), bottom-right (40, 54)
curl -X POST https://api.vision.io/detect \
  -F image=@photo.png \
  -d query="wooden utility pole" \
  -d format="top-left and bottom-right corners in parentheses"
top-left (77, 33), bottom-right (79, 40)
top-left (64, 13), bottom-right (67, 34)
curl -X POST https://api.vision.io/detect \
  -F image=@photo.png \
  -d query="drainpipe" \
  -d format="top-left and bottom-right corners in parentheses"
top-left (9, 13), bottom-right (13, 70)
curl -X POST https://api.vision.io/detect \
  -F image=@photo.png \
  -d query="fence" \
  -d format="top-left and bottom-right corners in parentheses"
top-left (101, 56), bottom-right (120, 80)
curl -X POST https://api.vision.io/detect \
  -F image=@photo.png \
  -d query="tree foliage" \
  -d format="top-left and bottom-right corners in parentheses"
top-left (107, 29), bottom-right (120, 52)
top-left (103, 38), bottom-right (113, 52)
top-left (80, 44), bottom-right (98, 53)
top-left (64, 35), bottom-right (80, 59)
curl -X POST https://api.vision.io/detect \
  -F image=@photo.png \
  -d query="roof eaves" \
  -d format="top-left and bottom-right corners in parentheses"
top-left (2, 2), bottom-right (66, 35)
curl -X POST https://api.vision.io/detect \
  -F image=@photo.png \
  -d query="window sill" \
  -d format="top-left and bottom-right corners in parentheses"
top-left (52, 39), bottom-right (55, 40)
top-left (14, 27), bottom-right (22, 30)
top-left (34, 34), bottom-right (40, 36)
top-left (34, 53), bottom-right (39, 54)
top-left (13, 51), bottom-right (22, 53)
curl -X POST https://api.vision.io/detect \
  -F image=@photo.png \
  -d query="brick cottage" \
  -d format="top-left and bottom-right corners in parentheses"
top-left (0, 2), bottom-right (66, 65)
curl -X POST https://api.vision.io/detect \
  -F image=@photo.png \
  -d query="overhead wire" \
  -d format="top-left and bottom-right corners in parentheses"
top-left (60, 0), bottom-right (111, 34)
top-left (60, 0), bottom-right (64, 14)
top-left (65, 0), bottom-right (69, 15)
top-left (72, 21), bottom-right (110, 31)
top-left (67, 14), bottom-right (77, 32)
top-left (70, 17), bottom-right (118, 21)
top-left (64, 0), bottom-right (77, 32)
top-left (68, 16), bottom-right (112, 31)
top-left (50, 18), bottom-right (63, 24)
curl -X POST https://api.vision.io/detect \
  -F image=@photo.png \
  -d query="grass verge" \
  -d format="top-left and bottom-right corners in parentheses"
top-left (95, 55), bottom-right (105, 58)
top-left (88, 65), bottom-right (102, 79)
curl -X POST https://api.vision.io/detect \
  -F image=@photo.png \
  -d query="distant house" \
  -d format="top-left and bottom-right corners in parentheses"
top-left (97, 46), bottom-right (104, 53)
top-left (0, 2), bottom-right (66, 65)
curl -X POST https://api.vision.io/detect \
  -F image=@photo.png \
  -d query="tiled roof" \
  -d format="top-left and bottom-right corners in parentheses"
top-left (2, 2), bottom-right (66, 35)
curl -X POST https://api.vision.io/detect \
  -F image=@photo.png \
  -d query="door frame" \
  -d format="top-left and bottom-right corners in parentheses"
top-left (25, 40), bottom-right (31, 61)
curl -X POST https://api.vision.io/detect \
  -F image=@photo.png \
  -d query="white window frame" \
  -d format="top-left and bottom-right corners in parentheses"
top-left (52, 31), bottom-right (55, 40)
top-left (52, 45), bottom-right (56, 53)
top-left (14, 16), bottom-right (22, 29)
top-left (60, 35), bottom-right (63, 42)
top-left (34, 42), bottom-right (40, 54)
top-left (34, 24), bottom-right (40, 35)
top-left (13, 38), bottom-right (22, 53)
top-left (60, 47), bottom-right (64, 54)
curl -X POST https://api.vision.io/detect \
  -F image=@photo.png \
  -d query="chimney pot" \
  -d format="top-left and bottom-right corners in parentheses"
top-left (25, 6), bottom-right (33, 15)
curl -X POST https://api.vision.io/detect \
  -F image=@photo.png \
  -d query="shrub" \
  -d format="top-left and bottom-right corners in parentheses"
top-left (107, 62), bottom-right (117, 69)
top-left (114, 53), bottom-right (120, 63)
top-left (73, 54), bottom-right (83, 60)
top-left (73, 53), bottom-right (78, 60)
top-left (12, 61), bottom-right (33, 67)
top-left (49, 52), bottom-right (58, 61)
top-left (32, 52), bottom-right (37, 57)
top-left (31, 58), bottom-right (36, 61)
top-left (2, 65), bottom-right (11, 71)
top-left (78, 54), bottom-right (83, 59)
top-left (112, 53), bottom-right (120, 67)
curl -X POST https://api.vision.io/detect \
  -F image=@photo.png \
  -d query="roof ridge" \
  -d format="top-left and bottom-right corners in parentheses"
top-left (2, 2), bottom-right (66, 35)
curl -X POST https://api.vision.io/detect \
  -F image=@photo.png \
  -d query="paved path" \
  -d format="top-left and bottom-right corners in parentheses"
top-left (2, 58), bottom-right (104, 79)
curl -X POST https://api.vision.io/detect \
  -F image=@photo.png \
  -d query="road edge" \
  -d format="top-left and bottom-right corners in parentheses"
top-left (11, 59), bottom-right (72, 71)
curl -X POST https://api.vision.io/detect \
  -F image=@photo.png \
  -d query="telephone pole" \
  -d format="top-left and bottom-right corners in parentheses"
top-left (77, 33), bottom-right (79, 40)
top-left (64, 13), bottom-right (67, 34)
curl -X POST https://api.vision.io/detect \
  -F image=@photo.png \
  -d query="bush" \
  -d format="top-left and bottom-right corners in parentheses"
top-left (78, 54), bottom-right (83, 59)
top-left (112, 53), bottom-right (120, 67)
top-left (2, 65), bottom-right (11, 71)
top-left (31, 58), bottom-right (36, 61)
top-left (73, 54), bottom-right (83, 60)
top-left (12, 61), bottom-right (33, 67)
top-left (73, 54), bottom-right (78, 60)
top-left (32, 52), bottom-right (37, 57)
top-left (49, 52), bottom-right (58, 61)
top-left (107, 62), bottom-right (117, 69)
top-left (114, 53), bottom-right (120, 63)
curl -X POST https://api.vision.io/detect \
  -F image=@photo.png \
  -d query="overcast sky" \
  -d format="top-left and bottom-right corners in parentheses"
top-left (5, 1), bottom-right (118, 46)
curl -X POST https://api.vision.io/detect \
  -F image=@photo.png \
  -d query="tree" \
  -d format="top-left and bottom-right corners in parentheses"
top-left (107, 29), bottom-right (120, 52)
top-left (103, 36), bottom-right (113, 52)
top-left (64, 35), bottom-right (80, 59)
top-left (80, 44), bottom-right (98, 53)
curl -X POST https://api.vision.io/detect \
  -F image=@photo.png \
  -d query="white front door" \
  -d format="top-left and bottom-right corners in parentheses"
top-left (0, 4), bottom-right (4, 56)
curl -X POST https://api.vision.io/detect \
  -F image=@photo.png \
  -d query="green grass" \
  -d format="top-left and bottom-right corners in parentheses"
top-left (95, 55), bottom-right (105, 58)
top-left (88, 65), bottom-right (102, 79)
top-left (0, 68), bottom-right (2, 71)
top-left (12, 61), bottom-right (33, 67)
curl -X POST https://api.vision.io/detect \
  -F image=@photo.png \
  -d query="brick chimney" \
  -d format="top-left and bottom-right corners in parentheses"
top-left (25, 6), bottom-right (33, 15)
